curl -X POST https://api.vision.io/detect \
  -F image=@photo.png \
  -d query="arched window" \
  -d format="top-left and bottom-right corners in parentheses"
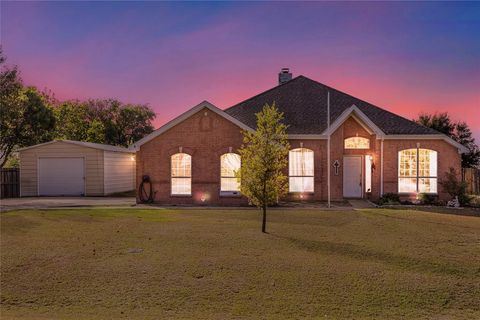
top-left (289, 148), bottom-right (314, 192)
top-left (220, 153), bottom-right (241, 192)
top-left (344, 137), bottom-right (370, 149)
top-left (398, 148), bottom-right (437, 193)
top-left (171, 153), bottom-right (191, 195)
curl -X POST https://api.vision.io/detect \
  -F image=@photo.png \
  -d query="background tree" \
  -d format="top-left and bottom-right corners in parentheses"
top-left (115, 104), bottom-right (156, 146)
top-left (454, 121), bottom-right (480, 168)
top-left (86, 119), bottom-right (106, 143)
top-left (53, 101), bottom-right (91, 141)
top-left (415, 112), bottom-right (480, 168)
top-left (0, 48), bottom-right (55, 167)
top-left (0, 46), bottom-right (155, 166)
top-left (52, 99), bottom-right (156, 147)
top-left (237, 103), bottom-right (290, 233)
top-left (416, 112), bottom-right (455, 136)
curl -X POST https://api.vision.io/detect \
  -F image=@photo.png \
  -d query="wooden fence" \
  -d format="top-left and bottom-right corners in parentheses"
top-left (1, 168), bottom-right (20, 198)
top-left (463, 168), bottom-right (480, 195)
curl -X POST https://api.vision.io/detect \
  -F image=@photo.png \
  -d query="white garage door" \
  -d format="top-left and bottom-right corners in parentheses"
top-left (38, 158), bottom-right (85, 196)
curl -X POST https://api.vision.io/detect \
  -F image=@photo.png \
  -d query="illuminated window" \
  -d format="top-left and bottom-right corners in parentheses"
top-left (344, 137), bottom-right (370, 149)
top-left (171, 153), bottom-right (191, 195)
top-left (289, 148), bottom-right (314, 192)
top-left (398, 148), bottom-right (437, 193)
top-left (220, 153), bottom-right (241, 192)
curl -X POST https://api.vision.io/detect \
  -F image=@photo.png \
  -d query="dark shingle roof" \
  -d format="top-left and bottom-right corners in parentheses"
top-left (224, 76), bottom-right (439, 135)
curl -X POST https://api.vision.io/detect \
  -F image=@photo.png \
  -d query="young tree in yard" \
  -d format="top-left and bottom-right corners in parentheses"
top-left (237, 103), bottom-right (290, 233)
top-left (415, 112), bottom-right (480, 168)
top-left (0, 48), bottom-right (56, 167)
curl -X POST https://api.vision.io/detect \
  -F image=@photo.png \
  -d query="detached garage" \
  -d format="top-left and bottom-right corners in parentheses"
top-left (18, 140), bottom-right (135, 196)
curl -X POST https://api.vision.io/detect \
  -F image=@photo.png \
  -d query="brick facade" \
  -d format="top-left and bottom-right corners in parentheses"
top-left (137, 108), bottom-right (462, 205)
top-left (136, 107), bottom-right (247, 205)
top-left (382, 139), bottom-right (462, 200)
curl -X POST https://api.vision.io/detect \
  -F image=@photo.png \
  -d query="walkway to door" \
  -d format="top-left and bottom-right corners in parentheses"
top-left (348, 199), bottom-right (377, 209)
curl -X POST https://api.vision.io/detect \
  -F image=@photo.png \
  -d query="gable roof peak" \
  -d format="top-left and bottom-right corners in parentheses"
top-left (130, 100), bottom-right (253, 150)
top-left (225, 75), bottom-right (440, 136)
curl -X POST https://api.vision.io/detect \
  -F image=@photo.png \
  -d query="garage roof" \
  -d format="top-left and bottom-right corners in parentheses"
top-left (17, 140), bottom-right (134, 153)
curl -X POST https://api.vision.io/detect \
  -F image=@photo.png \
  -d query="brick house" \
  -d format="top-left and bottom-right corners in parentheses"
top-left (132, 71), bottom-right (467, 205)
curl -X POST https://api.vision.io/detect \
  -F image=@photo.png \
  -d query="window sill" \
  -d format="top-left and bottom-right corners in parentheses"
top-left (288, 192), bottom-right (315, 195)
top-left (398, 192), bottom-right (438, 195)
top-left (220, 191), bottom-right (242, 198)
top-left (170, 194), bottom-right (192, 198)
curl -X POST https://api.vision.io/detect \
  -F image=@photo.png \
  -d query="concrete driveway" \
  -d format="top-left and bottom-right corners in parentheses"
top-left (1, 197), bottom-right (136, 211)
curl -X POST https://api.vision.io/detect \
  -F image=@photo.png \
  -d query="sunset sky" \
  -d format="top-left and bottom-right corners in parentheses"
top-left (2, 2), bottom-right (479, 140)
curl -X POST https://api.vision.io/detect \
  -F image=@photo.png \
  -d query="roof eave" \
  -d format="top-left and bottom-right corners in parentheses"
top-left (17, 140), bottom-right (59, 152)
top-left (17, 139), bottom-right (133, 153)
top-left (382, 134), bottom-right (469, 153)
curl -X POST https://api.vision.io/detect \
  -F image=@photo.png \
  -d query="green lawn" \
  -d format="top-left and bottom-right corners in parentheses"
top-left (1, 208), bottom-right (479, 319)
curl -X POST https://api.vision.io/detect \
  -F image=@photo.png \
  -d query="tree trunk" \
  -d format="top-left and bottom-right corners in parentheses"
top-left (0, 145), bottom-right (14, 168)
top-left (262, 204), bottom-right (267, 233)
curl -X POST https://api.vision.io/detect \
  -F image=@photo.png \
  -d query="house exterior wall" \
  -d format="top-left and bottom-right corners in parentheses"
top-left (286, 116), bottom-right (377, 202)
top-left (330, 117), bottom-right (376, 200)
top-left (382, 139), bottom-right (462, 200)
top-left (137, 112), bottom-right (462, 205)
top-left (104, 151), bottom-right (136, 195)
top-left (136, 107), bottom-right (247, 205)
top-left (19, 141), bottom-right (104, 196)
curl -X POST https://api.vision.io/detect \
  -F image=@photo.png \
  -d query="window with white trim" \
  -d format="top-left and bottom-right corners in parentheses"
top-left (171, 153), bottom-right (191, 195)
top-left (344, 137), bottom-right (370, 149)
top-left (289, 148), bottom-right (314, 192)
top-left (398, 148), bottom-right (437, 193)
top-left (220, 153), bottom-right (241, 192)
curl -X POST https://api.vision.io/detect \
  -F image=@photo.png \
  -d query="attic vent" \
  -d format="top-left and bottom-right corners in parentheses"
top-left (278, 68), bottom-right (292, 85)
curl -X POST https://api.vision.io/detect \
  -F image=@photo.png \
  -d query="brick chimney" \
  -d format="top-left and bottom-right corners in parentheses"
top-left (278, 68), bottom-right (292, 85)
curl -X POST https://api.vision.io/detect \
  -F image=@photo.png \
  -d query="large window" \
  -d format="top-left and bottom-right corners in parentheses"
top-left (220, 153), bottom-right (241, 192)
top-left (289, 148), bottom-right (314, 192)
top-left (398, 148), bottom-right (437, 193)
top-left (171, 153), bottom-right (191, 195)
top-left (344, 137), bottom-right (370, 149)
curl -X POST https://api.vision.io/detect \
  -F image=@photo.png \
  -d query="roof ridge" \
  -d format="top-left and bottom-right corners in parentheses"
top-left (17, 139), bottom-right (133, 153)
top-left (61, 140), bottom-right (133, 152)
top-left (224, 75), bottom-right (305, 112)
top-left (224, 74), bottom-right (441, 136)
top-left (281, 76), bottom-right (439, 134)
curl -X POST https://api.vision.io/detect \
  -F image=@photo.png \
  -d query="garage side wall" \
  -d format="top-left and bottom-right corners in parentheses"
top-left (103, 151), bottom-right (135, 195)
top-left (19, 141), bottom-right (104, 196)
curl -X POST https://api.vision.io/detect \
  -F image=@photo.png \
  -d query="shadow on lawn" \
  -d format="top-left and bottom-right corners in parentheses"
top-left (380, 206), bottom-right (480, 218)
top-left (269, 233), bottom-right (471, 277)
top-left (363, 211), bottom-right (480, 230)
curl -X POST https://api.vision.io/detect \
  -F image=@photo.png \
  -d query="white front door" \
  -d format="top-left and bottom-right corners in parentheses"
top-left (38, 157), bottom-right (85, 196)
top-left (343, 156), bottom-right (362, 198)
